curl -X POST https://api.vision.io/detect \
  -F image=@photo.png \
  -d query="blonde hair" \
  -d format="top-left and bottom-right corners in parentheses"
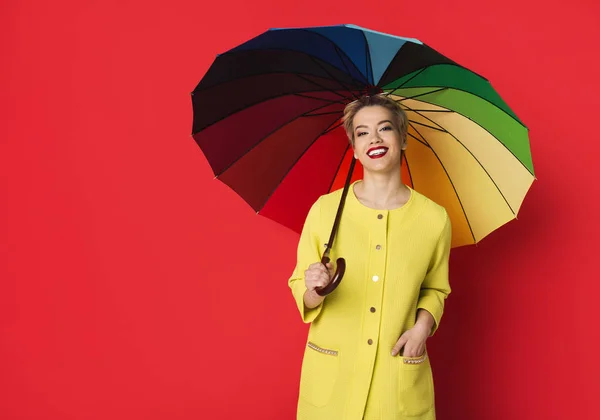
top-left (342, 94), bottom-right (408, 146)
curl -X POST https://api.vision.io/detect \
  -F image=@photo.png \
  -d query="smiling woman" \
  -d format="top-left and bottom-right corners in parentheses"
top-left (345, 96), bottom-right (408, 179)
top-left (288, 94), bottom-right (452, 420)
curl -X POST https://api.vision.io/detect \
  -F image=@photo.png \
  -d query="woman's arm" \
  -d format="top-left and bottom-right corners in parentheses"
top-left (414, 308), bottom-right (435, 333)
top-left (392, 215), bottom-right (452, 357)
top-left (288, 198), bottom-right (326, 323)
top-left (304, 288), bottom-right (326, 309)
top-left (416, 213), bottom-right (452, 336)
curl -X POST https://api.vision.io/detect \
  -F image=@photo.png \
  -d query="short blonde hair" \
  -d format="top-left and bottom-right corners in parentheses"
top-left (342, 94), bottom-right (408, 146)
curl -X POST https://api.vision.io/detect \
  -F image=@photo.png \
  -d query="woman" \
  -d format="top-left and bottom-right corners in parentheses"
top-left (288, 94), bottom-right (452, 420)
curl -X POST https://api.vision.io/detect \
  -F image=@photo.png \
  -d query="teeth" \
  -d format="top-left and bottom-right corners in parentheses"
top-left (368, 148), bottom-right (387, 157)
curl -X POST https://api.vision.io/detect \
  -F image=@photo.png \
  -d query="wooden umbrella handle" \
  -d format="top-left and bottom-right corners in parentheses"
top-left (313, 157), bottom-right (356, 297)
top-left (315, 255), bottom-right (346, 296)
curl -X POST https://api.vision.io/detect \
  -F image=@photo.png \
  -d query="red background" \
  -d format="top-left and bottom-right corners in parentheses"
top-left (2, 1), bottom-right (599, 419)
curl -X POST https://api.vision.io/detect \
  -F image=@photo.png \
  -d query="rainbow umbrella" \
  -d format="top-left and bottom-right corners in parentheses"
top-left (191, 24), bottom-right (535, 250)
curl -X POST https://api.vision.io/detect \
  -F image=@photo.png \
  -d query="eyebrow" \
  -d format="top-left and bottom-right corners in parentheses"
top-left (354, 120), bottom-right (393, 131)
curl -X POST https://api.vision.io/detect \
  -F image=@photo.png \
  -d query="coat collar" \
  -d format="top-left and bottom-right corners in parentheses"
top-left (345, 180), bottom-right (416, 220)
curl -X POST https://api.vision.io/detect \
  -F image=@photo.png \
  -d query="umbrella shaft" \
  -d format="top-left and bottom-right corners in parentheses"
top-left (325, 157), bottom-right (356, 256)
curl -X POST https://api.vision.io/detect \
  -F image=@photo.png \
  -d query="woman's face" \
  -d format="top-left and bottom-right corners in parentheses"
top-left (352, 105), bottom-right (406, 174)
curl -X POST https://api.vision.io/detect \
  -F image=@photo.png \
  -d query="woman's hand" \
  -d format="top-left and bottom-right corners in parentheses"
top-left (303, 262), bottom-right (334, 309)
top-left (391, 323), bottom-right (429, 357)
top-left (391, 309), bottom-right (435, 357)
top-left (304, 261), bottom-right (334, 291)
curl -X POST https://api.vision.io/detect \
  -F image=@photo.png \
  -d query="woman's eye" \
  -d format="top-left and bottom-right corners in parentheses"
top-left (357, 132), bottom-right (367, 137)
top-left (380, 126), bottom-right (392, 131)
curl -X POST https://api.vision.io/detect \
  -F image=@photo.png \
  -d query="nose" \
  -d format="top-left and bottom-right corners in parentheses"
top-left (369, 132), bottom-right (383, 144)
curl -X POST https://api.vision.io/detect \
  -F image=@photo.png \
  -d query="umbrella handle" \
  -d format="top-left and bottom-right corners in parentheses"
top-left (315, 256), bottom-right (345, 296)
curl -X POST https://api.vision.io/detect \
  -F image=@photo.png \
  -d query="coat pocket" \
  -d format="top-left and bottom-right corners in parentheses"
top-left (398, 351), bottom-right (434, 416)
top-left (299, 341), bottom-right (339, 407)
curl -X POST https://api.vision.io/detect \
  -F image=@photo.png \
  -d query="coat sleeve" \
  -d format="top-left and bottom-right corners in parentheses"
top-left (417, 212), bottom-right (452, 336)
top-left (288, 197), bottom-right (324, 323)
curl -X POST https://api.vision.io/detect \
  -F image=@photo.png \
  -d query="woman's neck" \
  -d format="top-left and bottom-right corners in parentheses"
top-left (354, 171), bottom-right (411, 210)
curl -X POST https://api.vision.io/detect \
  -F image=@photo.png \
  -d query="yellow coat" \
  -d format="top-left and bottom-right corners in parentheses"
top-left (288, 182), bottom-right (452, 420)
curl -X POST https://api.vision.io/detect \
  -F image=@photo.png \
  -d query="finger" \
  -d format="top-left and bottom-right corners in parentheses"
top-left (403, 342), bottom-right (416, 357)
top-left (415, 344), bottom-right (424, 357)
top-left (306, 273), bottom-right (320, 289)
top-left (309, 262), bottom-right (324, 271)
top-left (326, 263), bottom-right (335, 277)
top-left (309, 274), bottom-right (325, 289)
top-left (405, 342), bottom-right (424, 358)
top-left (319, 273), bottom-right (330, 287)
top-left (391, 335), bottom-right (408, 356)
top-left (316, 264), bottom-right (330, 278)
top-left (307, 266), bottom-right (325, 279)
top-left (308, 264), bottom-right (324, 276)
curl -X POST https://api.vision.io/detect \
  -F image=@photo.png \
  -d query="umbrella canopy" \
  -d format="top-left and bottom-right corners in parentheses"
top-left (191, 24), bottom-right (535, 248)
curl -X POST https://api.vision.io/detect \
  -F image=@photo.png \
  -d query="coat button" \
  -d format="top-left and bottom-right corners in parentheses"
top-left (375, 245), bottom-right (381, 250)
top-left (377, 214), bottom-right (383, 219)
top-left (367, 339), bottom-right (373, 345)
top-left (370, 307), bottom-right (376, 313)
top-left (372, 275), bottom-right (379, 282)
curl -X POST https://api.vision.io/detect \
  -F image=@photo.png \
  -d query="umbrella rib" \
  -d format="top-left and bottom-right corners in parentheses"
top-left (306, 55), bottom-right (363, 99)
top-left (256, 115), bottom-right (343, 212)
top-left (383, 68), bottom-right (430, 98)
top-left (193, 85), bottom-right (350, 134)
top-left (193, 70), bottom-right (354, 98)
top-left (407, 105), bottom-right (516, 215)
top-left (397, 94), bottom-right (534, 177)
top-left (391, 83), bottom-right (527, 129)
top-left (292, 74), bottom-right (356, 100)
top-left (406, 102), bottom-right (518, 212)
top-left (376, 45), bottom-right (469, 86)
top-left (193, 60), bottom-right (366, 96)
top-left (408, 109), bottom-right (453, 113)
top-left (379, 59), bottom-right (485, 95)
top-left (297, 29), bottom-right (369, 87)
top-left (386, 67), bottom-right (428, 92)
top-left (305, 111), bottom-right (345, 117)
top-left (407, 121), bottom-right (430, 145)
top-left (409, 123), bottom-right (477, 243)
top-left (402, 153), bottom-right (414, 189)
top-left (214, 101), bottom-right (347, 178)
top-left (293, 91), bottom-right (346, 103)
top-left (293, 87), bottom-right (363, 110)
top-left (327, 143), bottom-right (351, 194)
top-left (409, 119), bottom-right (447, 133)
top-left (394, 87), bottom-right (448, 102)
top-left (322, 120), bottom-right (344, 135)
top-left (406, 130), bottom-right (430, 147)
top-left (334, 45), bottom-right (368, 88)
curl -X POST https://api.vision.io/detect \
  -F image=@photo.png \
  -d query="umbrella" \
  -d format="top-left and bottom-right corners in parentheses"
top-left (191, 24), bottom-right (535, 294)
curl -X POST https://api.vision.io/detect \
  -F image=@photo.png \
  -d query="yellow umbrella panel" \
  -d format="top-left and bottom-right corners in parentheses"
top-left (390, 94), bottom-right (535, 247)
